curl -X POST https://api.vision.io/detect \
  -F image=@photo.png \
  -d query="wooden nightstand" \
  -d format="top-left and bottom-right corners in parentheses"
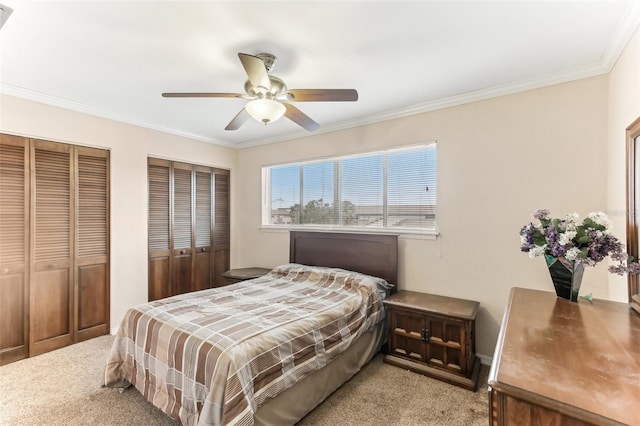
top-left (383, 290), bottom-right (480, 391)
top-left (221, 267), bottom-right (271, 285)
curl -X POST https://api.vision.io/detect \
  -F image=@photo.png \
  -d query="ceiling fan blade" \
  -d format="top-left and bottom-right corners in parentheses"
top-left (284, 104), bottom-right (320, 132)
top-left (162, 92), bottom-right (245, 98)
top-left (225, 108), bottom-right (250, 131)
top-left (238, 53), bottom-right (272, 91)
top-left (285, 89), bottom-right (358, 102)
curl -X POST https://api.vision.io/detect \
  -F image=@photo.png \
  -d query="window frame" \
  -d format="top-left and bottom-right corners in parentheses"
top-left (261, 142), bottom-right (438, 238)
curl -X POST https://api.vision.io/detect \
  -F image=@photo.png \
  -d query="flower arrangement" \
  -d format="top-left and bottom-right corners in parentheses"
top-left (519, 209), bottom-right (640, 275)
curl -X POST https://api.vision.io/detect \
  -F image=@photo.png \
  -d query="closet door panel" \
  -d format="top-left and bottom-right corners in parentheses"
top-left (194, 168), bottom-right (212, 291)
top-left (213, 171), bottom-right (230, 287)
top-left (172, 163), bottom-right (193, 295)
top-left (148, 158), bottom-right (229, 298)
top-left (0, 135), bottom-right (29, 365)
top-left (30, 141), bottom-right (73, 356)
top-left (149, 256), bottom-right (170, 300)
top-left (194, 252), bottom-right (211, 291)
top-left (0, 273), bottom-right (26, 364)
top-left (75, 148), bottom-right (109, 340)
top-left (31, 269), bottom-right (70, 342)
top-left (77, 263), bottom-right (107, 331)
top-left (148, 159), bottom-right (171, 301)
top-left (173, 253), bottom-right (192, 295)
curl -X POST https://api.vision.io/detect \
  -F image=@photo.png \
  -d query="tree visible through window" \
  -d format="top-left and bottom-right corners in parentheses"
top-left (264, 143), bottom-right (436, 231)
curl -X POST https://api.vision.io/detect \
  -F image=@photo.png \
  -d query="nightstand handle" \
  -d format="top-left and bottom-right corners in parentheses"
top-left (421, 328), bottom-right (430, 342)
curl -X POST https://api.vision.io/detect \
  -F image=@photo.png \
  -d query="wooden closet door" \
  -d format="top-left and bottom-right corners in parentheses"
top-left (30, 140), bottom-right (74, 356)
top-left (213, 170), bottom-right (230, 287)
top-left (194, 167), bottom-right (213, 291)
top-left (0, 135), bottom-right (29, 365)
top-left (172, 162), bottom-right (193, 296)
top-left (75, 147), bottom-right (109, 341)
top-left (148, 159), bottom-right (171, 301)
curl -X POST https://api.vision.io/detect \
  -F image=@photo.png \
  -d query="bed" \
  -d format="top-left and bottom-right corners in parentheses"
top-left (104, 231), bottom-right (398, 425)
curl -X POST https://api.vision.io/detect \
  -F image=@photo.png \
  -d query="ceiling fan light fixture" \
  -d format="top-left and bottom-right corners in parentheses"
top-left (245, 98), bottom-right (286, 125)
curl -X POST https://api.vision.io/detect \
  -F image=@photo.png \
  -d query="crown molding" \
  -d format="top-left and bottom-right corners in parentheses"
top-left (235, 61), bottom-right (609, 149)
top-left (3, 3), bottom-right (639, 151)
top-left (601, 2), bottom-right (640, 72)
top-left (0, 57), bottom-right (617, 151)
top-left (0, 83), bottom-right (237, 148)
top-left (233, 4), bottom-right (640, 149)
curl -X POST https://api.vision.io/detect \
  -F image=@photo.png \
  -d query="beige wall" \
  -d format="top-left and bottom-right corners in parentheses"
top-left (235, 76), bottom-right (609, 360)
top-left (607, 26), bottom-right (640, 302)
top-left (0, 70), bottom-right (616, 360)
top-left (0, 94), bottom-right (237, 332)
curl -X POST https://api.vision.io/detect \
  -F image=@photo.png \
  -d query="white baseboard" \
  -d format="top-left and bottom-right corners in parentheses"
top-left (476, 353), bottom-right (492, 366)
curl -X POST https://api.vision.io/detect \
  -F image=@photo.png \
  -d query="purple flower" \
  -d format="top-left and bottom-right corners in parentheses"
top-left (519, 224), bottom-right (535, 252)
top-left (545, 226), bottom-right (567, 257)
top-left (520, 209), bottom-right (640, 275)
top-left (532, 209), bottom-right (550, 220)
top-left (609, 264), bottom-right (628, 275)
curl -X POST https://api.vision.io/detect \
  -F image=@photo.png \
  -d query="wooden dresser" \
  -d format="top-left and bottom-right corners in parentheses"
top-left (488, 287), bottom-right (640, 425)
top-left (383, 290), bottom-right (480, 391)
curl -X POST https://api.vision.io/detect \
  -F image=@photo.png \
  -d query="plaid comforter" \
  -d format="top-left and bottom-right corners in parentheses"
top-left (104, 263), bottom-right (389, 425)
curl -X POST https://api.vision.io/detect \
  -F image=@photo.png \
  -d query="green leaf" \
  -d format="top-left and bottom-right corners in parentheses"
top-left (533, 234), bottom-right (547, 246)
top-left (577, 235), bottom-right (591, 244)
top-left (582, 217), bottom-right (605, 231)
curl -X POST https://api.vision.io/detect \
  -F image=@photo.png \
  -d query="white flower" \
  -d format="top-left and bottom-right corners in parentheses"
top-left (564, 212), bottom-right (580, 224)
top-left (565, 247), bottom-right (581, 261)
top-left (528, 245), bottom-right (546, 258)
top-left (558, 231), bottom-right (577, 246)
top-left (588, 211), bottom-right (612, 229)
top-left (562, 213), bottom-right (579, 232)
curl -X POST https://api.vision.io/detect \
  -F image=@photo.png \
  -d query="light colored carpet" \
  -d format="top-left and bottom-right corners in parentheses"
top-left (0, 335), bottom-right (489, 425)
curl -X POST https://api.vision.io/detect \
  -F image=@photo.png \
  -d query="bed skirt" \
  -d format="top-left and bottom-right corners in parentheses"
top-left (254, 322), bottom-right (385, 425)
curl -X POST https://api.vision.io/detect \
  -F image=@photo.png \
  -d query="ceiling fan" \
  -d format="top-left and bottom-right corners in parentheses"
top-left (162, 53), bottom-right (358, 132)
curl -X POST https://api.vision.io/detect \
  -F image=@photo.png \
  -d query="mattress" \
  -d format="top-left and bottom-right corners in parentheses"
top-left (104, 263), bottom-right (391, 425)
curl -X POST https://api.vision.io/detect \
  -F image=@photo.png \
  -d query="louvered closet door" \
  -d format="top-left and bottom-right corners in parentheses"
top-left (213, 170), bottom-right (230, 287)
top-left (194, 167), bottom-right (213, 291)
top-left (0, 135), bottom-right (29, 365)
top-left (148, 159), bottom-right (171, 301)
top-left (172, 162), bottom-right (194, 296)
top-left (75, 147), bottom-right (109, 341)
top-left (30, 140), bottom-right (73, 356)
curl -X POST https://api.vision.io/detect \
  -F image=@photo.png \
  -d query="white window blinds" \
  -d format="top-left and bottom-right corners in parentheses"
top-left (264, 143), bottom-right (436, 231)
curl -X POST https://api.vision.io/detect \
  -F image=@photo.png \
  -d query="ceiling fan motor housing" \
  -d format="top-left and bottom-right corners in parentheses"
top-left (256, 53), bottom-right (277, 72)
top-left (244, 75), bottom-right (287, 98)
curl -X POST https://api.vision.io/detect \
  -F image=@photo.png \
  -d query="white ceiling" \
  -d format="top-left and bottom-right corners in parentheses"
top-left (1, 1), bottom-right (639, 148)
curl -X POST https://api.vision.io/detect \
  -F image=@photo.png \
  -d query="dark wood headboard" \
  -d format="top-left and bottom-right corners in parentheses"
top-left (289, 231), bottom-right (398, 286)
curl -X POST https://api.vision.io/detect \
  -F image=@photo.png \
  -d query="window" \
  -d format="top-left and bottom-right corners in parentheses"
top-left (262, 143), bottom-right (436, 232)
